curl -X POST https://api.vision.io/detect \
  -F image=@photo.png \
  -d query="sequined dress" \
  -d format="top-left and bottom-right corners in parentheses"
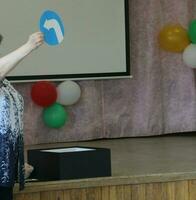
top-left (0, 78), bottom-right (25, 190)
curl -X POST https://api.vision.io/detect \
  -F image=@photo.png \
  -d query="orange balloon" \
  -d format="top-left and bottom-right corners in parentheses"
top-left (158, 24), bottom-right (190, 52)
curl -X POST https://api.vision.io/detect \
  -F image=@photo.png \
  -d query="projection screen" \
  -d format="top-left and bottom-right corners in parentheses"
top-left (0, 0), bottom-right (130, 82)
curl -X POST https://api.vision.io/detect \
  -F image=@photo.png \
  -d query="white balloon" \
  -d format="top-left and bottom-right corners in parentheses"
top-left (183, 44), bottom-right (196, 68)
top-left (57, 81), bottom-right (81, 106)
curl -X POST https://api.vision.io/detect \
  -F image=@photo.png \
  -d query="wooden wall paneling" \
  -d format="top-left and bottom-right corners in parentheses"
top-left (160, 182), bottom-right (173, 200)
top-left (131, 184), bottom-right (145, 200)
top-left (145, 183), bottom-right (162, 200)
top-left (116, 185), bottom-right (126, 200)
top-left (40, 190), bottom-right (64, 200)
top-left (101, 186), bottom-right (110, 200)
top-left (123, 185), bottom-right (132, 200)
top-left (174, 181), bottom-right (189, 200)
top-left (14, 192), bottom-right (40, 200)
top-left (189, 180), bottom-right (196, 200)
top-left (108, 186), bottom-right (118, 200)
top-left (63, 188), bottom-right (87, 200)
top-left (13, 180), bottom-right (191, 200)
top-left (166, 182), bottom-right (175, 200)
top-left (86, 187), bottom-right (102, 200)
top-left (107, 185), bottom-right (132, 200)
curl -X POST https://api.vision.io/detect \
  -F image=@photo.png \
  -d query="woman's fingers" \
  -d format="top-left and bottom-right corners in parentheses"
top-left (28, 32), bottom-right (44, 49)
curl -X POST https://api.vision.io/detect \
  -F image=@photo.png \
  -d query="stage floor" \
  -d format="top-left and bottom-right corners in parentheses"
top-left (25, 134), bottom-right (196, 184)
top-left (14, 135), bottom-right (196, 197)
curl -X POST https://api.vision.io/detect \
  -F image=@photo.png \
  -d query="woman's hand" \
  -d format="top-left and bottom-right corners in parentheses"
top-left (26, 32), bottom-right (44, 51)
top-left (24, 163), bottom-right (34, 179)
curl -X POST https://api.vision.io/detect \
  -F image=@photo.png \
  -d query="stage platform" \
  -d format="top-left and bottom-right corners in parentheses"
top-left (14, 135), bottom-right (196, 199)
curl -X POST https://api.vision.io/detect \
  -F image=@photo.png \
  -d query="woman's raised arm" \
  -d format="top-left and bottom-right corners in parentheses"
top-left (0, 32), bottom-right (44, 79)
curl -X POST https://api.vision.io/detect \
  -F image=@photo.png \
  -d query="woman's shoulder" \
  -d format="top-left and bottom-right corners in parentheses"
top-left (0, 77), bottom-right (13, 89)
top-left (0, 77), bottom-right (9, 86)
top-left (2, 78), bottom-right (10, 84)
top-left (0, 76), bottom-right (5, 87)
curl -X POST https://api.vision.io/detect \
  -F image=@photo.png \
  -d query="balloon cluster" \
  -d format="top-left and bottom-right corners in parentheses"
top-left (31, 80), bottom-right (81, 128)
top-left (158, 20), bottom-right (196, 68)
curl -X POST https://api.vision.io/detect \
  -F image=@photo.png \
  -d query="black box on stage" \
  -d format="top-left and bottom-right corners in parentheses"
top-left (27, 146), bottom-right (111, 181)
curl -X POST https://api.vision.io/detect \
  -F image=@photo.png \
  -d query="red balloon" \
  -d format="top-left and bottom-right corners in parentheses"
top-left (31, 81), bottom-right (57, 107)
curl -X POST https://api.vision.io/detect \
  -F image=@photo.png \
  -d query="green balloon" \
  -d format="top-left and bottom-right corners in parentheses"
top-left (43, 103), bottom-right (68, 128)
top-left (188, 20), bottom-right (196, 44)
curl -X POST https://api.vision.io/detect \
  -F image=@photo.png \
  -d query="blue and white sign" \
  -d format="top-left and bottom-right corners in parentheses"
top-left (40, 10), bottom-right (64, 46)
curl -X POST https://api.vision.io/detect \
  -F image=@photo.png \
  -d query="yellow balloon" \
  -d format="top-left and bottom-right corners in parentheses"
top-left (158, 24), bottom-right (190, 52)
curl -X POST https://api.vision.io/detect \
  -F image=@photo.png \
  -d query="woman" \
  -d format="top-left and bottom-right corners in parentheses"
top-left (0, 32), bottom-right (44, 200)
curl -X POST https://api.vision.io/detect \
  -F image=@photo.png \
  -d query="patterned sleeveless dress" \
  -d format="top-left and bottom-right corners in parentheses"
top-left (0, 78), bottom-right (25, 190)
